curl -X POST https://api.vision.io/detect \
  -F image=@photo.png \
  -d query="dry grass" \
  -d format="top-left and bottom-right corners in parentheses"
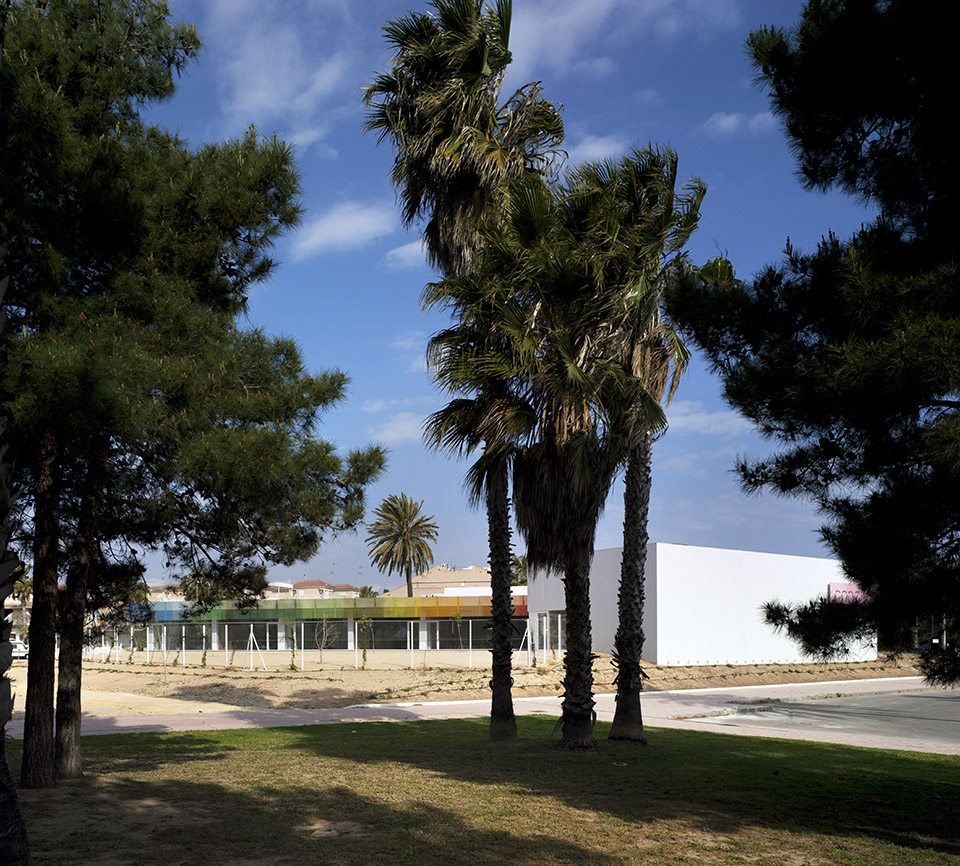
top-left (7, 716), bottom-right (959, 865)
top-left (7, 655), bottom-right (922, 716)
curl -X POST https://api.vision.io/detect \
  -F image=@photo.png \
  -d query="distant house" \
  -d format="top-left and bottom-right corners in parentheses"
top-left (3, 587), bottom-right (30, 641)
top-left (381, 563), bottom-right (497, 598)
top-left (146, 584), bottom-right (182, 602)
top-left (286, 579), bottom-right (360, 599)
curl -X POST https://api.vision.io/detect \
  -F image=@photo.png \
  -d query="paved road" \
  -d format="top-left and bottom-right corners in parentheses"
top-left (723, 688), bottom-right (960, 739)
top-left (630, 678), bottom-right (960, 755)
top-left (6, 676), bottom-right (959, 755)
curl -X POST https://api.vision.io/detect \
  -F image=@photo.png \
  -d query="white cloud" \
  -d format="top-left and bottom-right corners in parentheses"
top-left (390, 331), bottom-right (429, 373)
top-left (747, 111), bottom-right (776, 135)
top-left (509, 0), bottom-right (618, 82)
top-left (571, 56), bottom-right (616, 77)
top-left (700, 112), bottom-right (745, 137)
top-left (509, 0), bottom-right (740, 83)
top-left (197, 0), bottom-right (354, 151)
top-left (566, 134), bottom-right (629, 164)
top-left (381, 240), bottom-right (428, 271)
top-left (361, 395), bottom-right (436, 415)
top-left (290, 57), bottom-right (349, 115)
top-left (291, 201), bottom-right (396, 260)
top-left (657, 445), bottom-right (741, 477)
top-left (369, 411), bottom-right (424, 446)
top-left (698, 111), bottom-right (776, 139)
top-left (391, 332), bottom-right (428, 354)
top-left (289, 127), bottom-right (338, 160)
top-left (666, 400), bottom-right (753, 438)
top-left (633, 87), bottom-right (661, 105)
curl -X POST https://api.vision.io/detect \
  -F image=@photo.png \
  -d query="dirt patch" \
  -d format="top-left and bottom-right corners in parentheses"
top-left (296, 820), bottom-right (370, 838)
top-left (6, 655), bottom-right (922, 717)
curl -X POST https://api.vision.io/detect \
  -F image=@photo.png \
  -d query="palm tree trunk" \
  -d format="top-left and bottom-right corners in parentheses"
top-left (55, 446), bottom-right (105, 779)
top-left (608, 434), bottom-right (652, 743)
top-left (486, 460), bottom-right (516, 741)
top-left (559, 545), bottom-right (595, 749)
top-left (405, 562), bottom-right (413, 598)
top-left (21, 425), bottom-right (61, 789)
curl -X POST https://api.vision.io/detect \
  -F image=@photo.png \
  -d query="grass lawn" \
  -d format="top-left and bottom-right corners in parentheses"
top-left (7, 717), bottom-right (959, 865)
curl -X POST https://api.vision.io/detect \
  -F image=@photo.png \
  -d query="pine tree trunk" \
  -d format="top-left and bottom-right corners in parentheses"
top-left (55, 447), bottom-right (104, 779)
top-left (0, 736), bottom-right (30, 864)
top-left (54, 595), bottom-right (86, 779)
top-left (486, 460), bottom-right (516, 741)
top-left (21, 426), bottom-right (60, 789)
top-left (559, 546), bottom-right (596, 749)
top-left (608, 435), bottom-right (651, 743)
top-left (0, 37), bottom-right (33, 838)
top-left (0, 536), bottom-right (30, 862)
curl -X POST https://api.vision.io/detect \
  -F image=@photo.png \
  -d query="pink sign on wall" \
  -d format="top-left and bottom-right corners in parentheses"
top-left (828, 582), bottom-right (868, 603)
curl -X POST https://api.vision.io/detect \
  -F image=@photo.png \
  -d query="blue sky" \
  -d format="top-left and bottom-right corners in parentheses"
top-left (145, 0), bottom-right (872, 592)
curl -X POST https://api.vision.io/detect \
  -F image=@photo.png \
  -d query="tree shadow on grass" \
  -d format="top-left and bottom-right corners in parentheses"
top-left (281, 716), bottom-right (960, 859)
top-left (7, 716), bottom-right (959, 863)
top-left (8, 760), bottom-right (615, 865)
top-left (7, 731), bottom-right (237, 776)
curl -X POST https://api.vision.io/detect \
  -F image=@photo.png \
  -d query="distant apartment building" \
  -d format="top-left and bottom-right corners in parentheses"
top-left (381, 563), bottom-right (498, 598)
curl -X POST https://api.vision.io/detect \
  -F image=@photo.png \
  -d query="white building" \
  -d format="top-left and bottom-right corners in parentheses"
top-left (527, 542), bottom-right (876, 666)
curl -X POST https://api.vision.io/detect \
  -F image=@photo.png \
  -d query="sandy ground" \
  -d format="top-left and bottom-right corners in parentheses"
top-left (5, 654), bottom-right (921, 718)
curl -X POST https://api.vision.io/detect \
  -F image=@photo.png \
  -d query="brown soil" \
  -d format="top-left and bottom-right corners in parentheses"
top-left (7, 655), bottom-right (922, 717)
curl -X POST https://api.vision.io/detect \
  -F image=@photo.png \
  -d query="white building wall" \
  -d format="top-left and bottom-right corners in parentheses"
top-left (527, 568), bottom-right (565, 613)
top-left (528, 542), bottom-right (877, 665)
top-left (585, 547), bottom-right (621, 657)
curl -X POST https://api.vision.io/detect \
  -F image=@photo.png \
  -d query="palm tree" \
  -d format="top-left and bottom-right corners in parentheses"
top-left (423, 284), bottom-right (530, 740)
top-left (450, 163), bottom-right (701, 748)
top-left (365, 493), bottom-right (439, 597)
top-left (564, 148), bottom-right (705, 743)
top-left (510, 553), bottom-right (527, 585)
top-left (363, 0), bottom-right (562, 275)
top-left (439, 175), bottom-right (656, 749)
top-left (503, 182), bottom-right (625, 749)
top-left (366, 0), bottom-right (562, 742)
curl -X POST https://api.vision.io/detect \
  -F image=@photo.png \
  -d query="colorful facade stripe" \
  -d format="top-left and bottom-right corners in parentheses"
top-left (149, 595), bottom-right (527, 623)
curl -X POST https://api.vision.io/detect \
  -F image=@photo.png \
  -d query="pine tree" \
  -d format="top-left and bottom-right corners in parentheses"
top-left (670, 0), bottom-right (960, 682)
top-left (2, 0), bottom-right (385, 787)
top-left (0, 0), bottom-right (33, 853)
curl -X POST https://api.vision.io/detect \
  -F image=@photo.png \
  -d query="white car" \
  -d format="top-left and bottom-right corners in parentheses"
top-left (10, 638), bottom-right (28, 660)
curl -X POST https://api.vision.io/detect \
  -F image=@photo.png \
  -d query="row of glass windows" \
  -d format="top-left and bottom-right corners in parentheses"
top-left (104, 618), bottom-right (529, 653)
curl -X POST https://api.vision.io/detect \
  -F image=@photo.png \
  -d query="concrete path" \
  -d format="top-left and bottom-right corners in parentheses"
top-left (6, 676), bottom-right (958, 755)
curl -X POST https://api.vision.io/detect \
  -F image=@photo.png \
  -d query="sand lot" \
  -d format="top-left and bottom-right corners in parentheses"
top-left (6, 654), bottom-right (921, 718)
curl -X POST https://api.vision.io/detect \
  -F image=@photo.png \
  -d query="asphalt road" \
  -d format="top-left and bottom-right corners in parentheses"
top-left (696, 687), bottom-right (960, 744)
top-left (603, 677), bottom-right (960, 754)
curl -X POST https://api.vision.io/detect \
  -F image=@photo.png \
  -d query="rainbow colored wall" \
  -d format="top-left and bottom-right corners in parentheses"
top-left (151, 595), bottom-right (528, 623)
